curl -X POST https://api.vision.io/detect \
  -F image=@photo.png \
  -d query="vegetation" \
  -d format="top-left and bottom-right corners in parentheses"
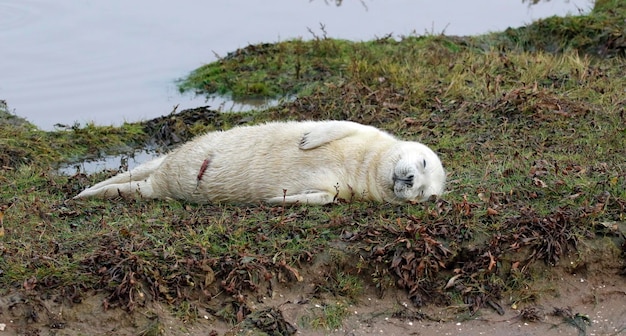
top-left (1, 0), bottom-right (625, 334)
top-left (178, 0), bottom-right (625, 101)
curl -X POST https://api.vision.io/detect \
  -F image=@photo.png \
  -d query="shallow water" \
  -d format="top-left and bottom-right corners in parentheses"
top-left (1, 0), bottom-right (590, 130)
top-left (58, 149), bottom-right (159, 176)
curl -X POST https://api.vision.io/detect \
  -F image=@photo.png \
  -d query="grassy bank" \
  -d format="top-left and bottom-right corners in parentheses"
top-left (178, 0), bottom-right (625, 101)
top-left (1, 1), bottom-right (625, 334)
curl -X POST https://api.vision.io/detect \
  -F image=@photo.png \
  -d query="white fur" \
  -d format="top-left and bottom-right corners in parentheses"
top-left (74, 120), bottom-right (446, 205)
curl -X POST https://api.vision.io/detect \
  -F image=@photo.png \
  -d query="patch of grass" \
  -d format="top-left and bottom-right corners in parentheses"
top-left (479, 0), bottom-right (626, 57)
top-left (299, 302), bottom-right (349, 331)
top-left (315, 269), bottom-right (364, 301)
top-left (177, 38), bottom-right (358, 99)
top-left (172, 301), bottom-right (199, 323)
top-left (178, 1), bottom-right (624, 101)
top-left (137, 312), bottom-right (163, 336)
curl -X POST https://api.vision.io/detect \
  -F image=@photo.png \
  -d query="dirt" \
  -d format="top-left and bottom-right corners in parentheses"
top-left (1, 266), bottom-right (623, 336)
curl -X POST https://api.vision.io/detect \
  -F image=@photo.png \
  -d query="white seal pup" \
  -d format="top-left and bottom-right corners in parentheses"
top-left (74, 120), bottom-right (445, 204)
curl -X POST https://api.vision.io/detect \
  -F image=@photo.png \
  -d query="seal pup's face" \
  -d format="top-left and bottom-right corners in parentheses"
top-left (390, 142), bottom-right (446, 202)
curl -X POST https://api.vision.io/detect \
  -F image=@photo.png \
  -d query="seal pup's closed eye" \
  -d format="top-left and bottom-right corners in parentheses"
top-left (75, 120), bottom-right (445, 205)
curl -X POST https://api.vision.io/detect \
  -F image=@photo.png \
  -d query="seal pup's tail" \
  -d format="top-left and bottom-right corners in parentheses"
top-left (73, 156), bottom-right (166, 199)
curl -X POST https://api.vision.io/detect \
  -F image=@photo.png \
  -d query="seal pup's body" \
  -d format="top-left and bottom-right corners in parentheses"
top-left (75, 120), bottom-right (445, 204)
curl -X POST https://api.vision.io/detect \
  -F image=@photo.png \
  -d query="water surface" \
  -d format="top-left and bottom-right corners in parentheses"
top-left (0, 0), bottom-right (590, 130)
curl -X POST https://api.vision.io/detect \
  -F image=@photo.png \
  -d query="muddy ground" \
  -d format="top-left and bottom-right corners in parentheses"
top-left (1, 266), bottom-right (624, 335)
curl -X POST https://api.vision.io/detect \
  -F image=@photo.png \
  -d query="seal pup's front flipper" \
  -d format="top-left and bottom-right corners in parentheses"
top-left (299, 121), bottom-right (391, 150)
top-left (267, 191), bottom-right (335, 205)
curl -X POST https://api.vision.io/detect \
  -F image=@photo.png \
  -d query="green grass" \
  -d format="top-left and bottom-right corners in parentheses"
top-left (177, 38), bottom-right (357, 99)
top-left (177, 1), bottom-right (625, 101)
top-left (1, 1), bottom-right (625, 333)
top-left (299, 302), bottom-right (349, 330)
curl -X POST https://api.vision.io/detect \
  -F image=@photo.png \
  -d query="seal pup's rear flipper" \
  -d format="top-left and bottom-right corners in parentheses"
top-left (74, 156), bottom-right (165, 199)
top-left (73, 178), bottom-right (155, 199)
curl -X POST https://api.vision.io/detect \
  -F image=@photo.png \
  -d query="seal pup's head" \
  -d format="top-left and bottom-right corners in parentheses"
top-left (388, 142), bottom-right (446, 203)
